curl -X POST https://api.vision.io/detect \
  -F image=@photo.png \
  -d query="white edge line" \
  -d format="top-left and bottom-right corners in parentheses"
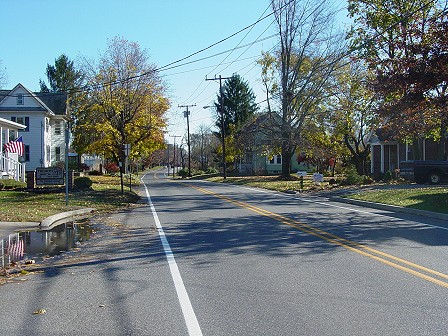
top-left (143, 179), bottom-right (203, 336)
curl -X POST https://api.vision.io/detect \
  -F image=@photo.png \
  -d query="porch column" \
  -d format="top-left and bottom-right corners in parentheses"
top-left (380, 144), bottom-right (385, 173)
top-left (0, 126), bottom-right (3, 151)
top-left (5, 128), bottom-right (10, 143)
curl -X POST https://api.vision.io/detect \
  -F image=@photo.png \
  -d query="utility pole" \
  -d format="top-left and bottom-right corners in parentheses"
top-left (167, 142), bottom-right (170, 176)
top-left (178, 104), bottom-right (196, 177)
top-left (205, 75), bottom-right (231, 179)
top-left (170, 135), bottom-right (181, 178)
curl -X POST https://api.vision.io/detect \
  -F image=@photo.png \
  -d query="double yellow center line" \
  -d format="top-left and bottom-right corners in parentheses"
top-left (190, 184), bottom-right (448, 289)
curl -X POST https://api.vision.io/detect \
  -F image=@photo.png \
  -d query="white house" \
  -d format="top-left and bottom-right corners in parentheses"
top-left (0, 117), bottom-right (27, 181)
top-left (0, 83), bottom-right (70, 173)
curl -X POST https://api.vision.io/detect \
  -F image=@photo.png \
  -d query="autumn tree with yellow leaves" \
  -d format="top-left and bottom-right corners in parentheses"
top-left (72, 36), bottom-right (169, 174)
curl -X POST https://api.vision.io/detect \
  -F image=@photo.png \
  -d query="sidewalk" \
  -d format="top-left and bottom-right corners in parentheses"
top-left (0, 208), bottom-right (95, 239)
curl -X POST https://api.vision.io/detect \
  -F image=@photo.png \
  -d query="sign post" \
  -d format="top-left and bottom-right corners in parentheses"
top-left (123, 144), bottom-right (131, 191)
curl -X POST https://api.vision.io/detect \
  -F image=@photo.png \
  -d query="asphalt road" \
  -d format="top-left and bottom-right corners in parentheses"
top-left (0, 168), bottom-right (447, 335)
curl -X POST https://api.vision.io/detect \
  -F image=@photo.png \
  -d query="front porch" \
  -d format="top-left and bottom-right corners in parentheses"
top-left (0, 152), bottom-right (26, 182)
top-left (0, 117), bottom-right (27, 182)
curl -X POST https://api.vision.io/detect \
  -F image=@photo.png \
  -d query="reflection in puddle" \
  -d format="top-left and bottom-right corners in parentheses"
top-left (1, 221), bottom-right (93, 268)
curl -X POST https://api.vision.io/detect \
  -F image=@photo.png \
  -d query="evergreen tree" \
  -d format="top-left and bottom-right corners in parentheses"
top-left (213, 74), bottom-right (258, 169)
top-left (214, 74), bottom-right (258, 139)
top-left (39, 54), bottom-right (83, 93)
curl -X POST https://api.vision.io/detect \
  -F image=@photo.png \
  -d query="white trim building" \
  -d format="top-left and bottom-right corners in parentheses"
top-left (0, 83), bottom-right (70, 172)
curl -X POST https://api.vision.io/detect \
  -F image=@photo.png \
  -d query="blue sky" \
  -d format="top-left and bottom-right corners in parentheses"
top-left (1, 0), bottom-right (349, 143)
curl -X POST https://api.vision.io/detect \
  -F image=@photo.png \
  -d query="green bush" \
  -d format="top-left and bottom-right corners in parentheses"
top-left (74, 176), bottom-right (93, 189)
top-left (341, 166), bottom-right (364, 185)
top-left (192, 169), bottom-right (205, 176)
top-left (206, 167), bottom-right (219, 174)
top-left (178, 169), bottom-right (189, 178)
top-left (382, 170), bottom-right (393, 183)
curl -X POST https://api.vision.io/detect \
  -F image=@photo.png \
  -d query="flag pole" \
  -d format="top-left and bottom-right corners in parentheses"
top-left (65, 122), bottom-right (69, 206)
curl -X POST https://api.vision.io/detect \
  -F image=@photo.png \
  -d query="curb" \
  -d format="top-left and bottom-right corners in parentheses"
top-left (40, 208), bottom-right (96, 231)
top-left (331, 197), bottom-right (448, 221)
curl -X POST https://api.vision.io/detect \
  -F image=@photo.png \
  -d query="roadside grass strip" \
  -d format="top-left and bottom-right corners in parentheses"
top-left (190, 184), bottom-right (448, 289)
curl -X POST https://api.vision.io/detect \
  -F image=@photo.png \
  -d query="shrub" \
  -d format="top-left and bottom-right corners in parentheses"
top-left (74, 176), bottom-right (93, 189)
top-left (206, 167), bottom-right (219, 174)
top-left (341, 166), bottom-right (364, 185)
top-left (105, 162), bottom-right (120, 173)
top-left (382, 170), bottom-right (393, 183)
top-left (192, 169), bottom-right (205, 176)
top-left (88, 170), bottom-right (103, 176)
top-left (178, 169), bottom-right (189, 178)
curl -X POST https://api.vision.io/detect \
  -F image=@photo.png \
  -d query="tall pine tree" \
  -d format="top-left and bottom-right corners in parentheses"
top-left (214, 74), bottom-right (258, 169)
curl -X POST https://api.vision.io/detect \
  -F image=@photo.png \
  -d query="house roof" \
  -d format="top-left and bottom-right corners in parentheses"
top-left (0, 84), bottom-right (67, 116)
top-left (35, 92), bottom-right (67, 116)
top-left (367, 127), bottom-right (399, 145)
top-left (0, 90), bottom-right (9, 102)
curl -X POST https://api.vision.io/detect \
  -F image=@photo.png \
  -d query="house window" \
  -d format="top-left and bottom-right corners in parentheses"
top-left (16, 117), bottom-right (30, 132)
top-left (9, 130), bottom-right (17, 141)
top-left (55, 121), bottom-right (62, 135)
top-left (24, 145), bottom-right (30, 162)
top-left (269, 155), bottom-right (282, 165)
top-left (17, 94), bottom-right (24, 105)
top-left (55, 147), bottom-right (61, 162)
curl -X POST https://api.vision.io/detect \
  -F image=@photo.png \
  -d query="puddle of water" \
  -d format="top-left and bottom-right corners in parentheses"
top-left (1, 221), bottom-right (93, 267)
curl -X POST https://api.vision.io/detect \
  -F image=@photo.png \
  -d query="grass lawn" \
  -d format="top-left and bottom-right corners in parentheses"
top-left (1, 172), bottom-right (446, 222)
top-left (346, 187), bottom-right (448, 214)
top-left (205, 175), bottom-right (448, 214)
top-left (0, 175), bottom-right (141, 222)
top-left (205, 175), bottom-right (329, 192)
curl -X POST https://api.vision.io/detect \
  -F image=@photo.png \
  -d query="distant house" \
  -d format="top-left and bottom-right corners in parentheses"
top-left (0, 83), bottom-right (70, 172)
top-left (369, 128), bottom-right (448, 179)
top-left (236, 113), bottom-right (307, 175)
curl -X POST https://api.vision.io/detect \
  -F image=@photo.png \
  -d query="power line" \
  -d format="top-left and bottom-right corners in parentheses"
top-left (156, 1), bottom-right (288, 72)
top-left (4, 0), bottom-right (442, 101)
top-left (182, 3), bottom-right (274, 105)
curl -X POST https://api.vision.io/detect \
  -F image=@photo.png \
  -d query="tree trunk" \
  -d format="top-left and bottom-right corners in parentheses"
top-left (280, 118), bottom-right (291, 178)
top-left (281, 140), bottom-right (292, 178)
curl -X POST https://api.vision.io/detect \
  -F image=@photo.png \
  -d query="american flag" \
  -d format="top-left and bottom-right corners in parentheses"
top-left (3, 136), bottom-right (24, 157)
top-left (8, 237), bottom-right (24, 261)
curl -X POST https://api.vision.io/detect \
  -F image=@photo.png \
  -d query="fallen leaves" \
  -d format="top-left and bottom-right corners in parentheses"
top-left (33, 309), bottom-right (46, 315)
